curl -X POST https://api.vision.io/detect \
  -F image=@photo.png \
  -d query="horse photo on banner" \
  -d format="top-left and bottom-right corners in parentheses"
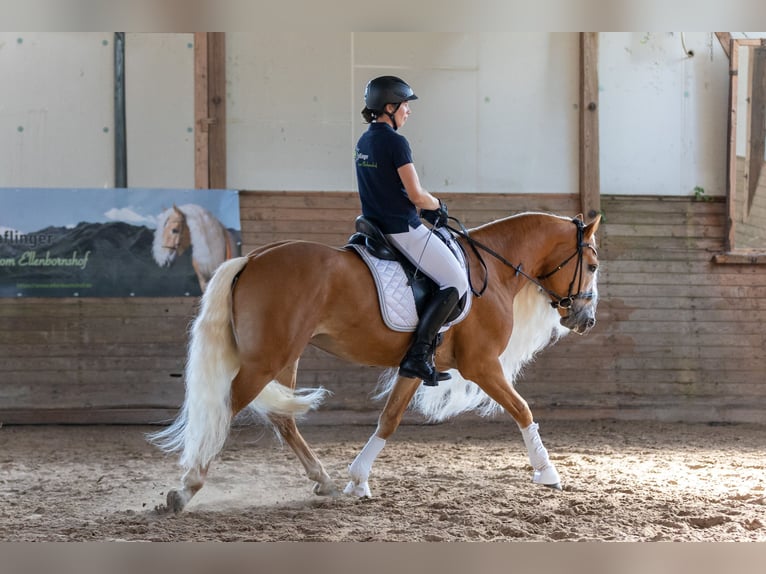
top-left (0, 188), bottom-right (241, 297)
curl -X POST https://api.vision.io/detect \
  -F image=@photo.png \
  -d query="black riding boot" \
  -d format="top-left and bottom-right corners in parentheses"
top-left (399, 287), bottom-right (460, 386)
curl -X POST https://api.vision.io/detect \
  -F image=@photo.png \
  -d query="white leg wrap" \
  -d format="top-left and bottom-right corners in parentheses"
top-left (343, 434), bottom-right (386, 498)
top-left (519, 422), bottom-right (561, 486)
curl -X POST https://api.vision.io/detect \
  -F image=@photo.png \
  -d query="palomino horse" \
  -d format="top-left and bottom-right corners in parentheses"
top-left (149, 211), bottom-right (601, 513)
top-left (152, 204), bottom-right (238, 292)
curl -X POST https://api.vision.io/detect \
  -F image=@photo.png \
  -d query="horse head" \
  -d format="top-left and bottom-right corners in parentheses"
top-left (168, 205), bottom-right (192, 250)
top-left (536, 214), bottom-right (601, 335)
top-left (157, 205), bottom-right (192, 266)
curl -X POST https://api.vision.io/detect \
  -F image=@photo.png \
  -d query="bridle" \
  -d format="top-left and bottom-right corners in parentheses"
top-left (445, 216), bottom-right (598, 310)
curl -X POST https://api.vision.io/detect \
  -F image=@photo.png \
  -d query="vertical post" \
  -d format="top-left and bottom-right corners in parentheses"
top-left (579, 32), bottom-right (600, 219)
top-left (194, 33), bottom-right (209, 189)
top-left (726, 39), bottom-right (739, 252)
top-left (208, 33), bottom-right (227, 189)
top-left (114, 32), bottom-right (128, 188)
top-left (745, 46), bottom-right (766, 214)
top-left (715, 33), bottom-right (732, 59)
top-left (194, 33), bottom-right (226, 189)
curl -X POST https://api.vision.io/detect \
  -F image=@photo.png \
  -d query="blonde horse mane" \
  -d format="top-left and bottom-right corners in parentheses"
top-left (376, 282), bottom-right (570, 422)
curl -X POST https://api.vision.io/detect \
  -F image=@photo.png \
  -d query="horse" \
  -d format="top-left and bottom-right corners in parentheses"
top-left (152, 203), bottom-right (238, 292)
top-left (148, 211), bottom-right (601, 513)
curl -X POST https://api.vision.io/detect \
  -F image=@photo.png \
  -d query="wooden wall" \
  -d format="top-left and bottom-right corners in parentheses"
top-left (1, 191), bottom-right (764, 424)
top-left (522, 195), bottom-right (766, 423)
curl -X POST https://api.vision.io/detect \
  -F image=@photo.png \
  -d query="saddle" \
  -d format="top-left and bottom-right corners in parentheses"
top-left (346, 216), bottom-right (467, 323)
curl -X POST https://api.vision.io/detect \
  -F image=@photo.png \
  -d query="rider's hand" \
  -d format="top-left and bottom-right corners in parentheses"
top-left (421, 199), bottom-right (449, 228)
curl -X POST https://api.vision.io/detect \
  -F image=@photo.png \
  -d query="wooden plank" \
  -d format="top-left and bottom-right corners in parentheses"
top-left (240, 206), bottom-right (362, 222)
top-left (0, 408), bottom-right (181, 425)
top-left (194, 33), bottom-right (226, 189)
top-left (0, 300), bottom-right (196, 319)
top-left (715, 33), bottom-right (732, 59)
top-left (601, 258), bottom-right (762, 274)
top-left (208, 32), bottom-right (227, 189)
top-left (601, 211), bottom-right (724, 227)
top-left (239, 190), bottom-right (579, 214)
top-left (604, 282), bottom-right (766, 299)
top-left (726, 41), bottom-right (739, 251)
top-left (601, 194), bottom-right (725, 209)
top-left (602, 222), bottom-right (726, 239)
top-left (0, 342), bottom-right (186, 359)
top-left (597, 307), bottom-right (766, 323)
top-left (602, 270), bottom-right (766, 287)
top-left (194, 32), bottom-right (209, 189)
top-left (580, 32), bottom-right (600, 219)
top-left (240, 191), bottom-right (363, 209)
top-left (745, 47), bottom-right (766, 214)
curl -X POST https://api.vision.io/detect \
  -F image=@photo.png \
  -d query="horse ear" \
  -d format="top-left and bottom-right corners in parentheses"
top-left (574, 213), bottom-right (584, 222)
top-left (584, 213), bottom-right (601, 239)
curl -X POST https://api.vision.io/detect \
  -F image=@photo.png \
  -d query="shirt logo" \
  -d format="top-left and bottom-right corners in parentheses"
top-left (354, 148), bottom-right (377, 168)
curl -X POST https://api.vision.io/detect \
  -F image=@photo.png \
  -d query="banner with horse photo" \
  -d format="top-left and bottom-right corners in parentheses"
top-left (0, 188), bottom-right (241, 297)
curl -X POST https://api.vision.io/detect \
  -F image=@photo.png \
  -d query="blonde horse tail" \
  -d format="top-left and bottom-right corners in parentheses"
top-left (148, 256), bottom-right (249, 471)
top-left (148, 254), bottom-right (329, 471)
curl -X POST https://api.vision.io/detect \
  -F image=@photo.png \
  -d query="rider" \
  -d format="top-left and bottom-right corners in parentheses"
top-left (354, 75), bottom-right (469, 386)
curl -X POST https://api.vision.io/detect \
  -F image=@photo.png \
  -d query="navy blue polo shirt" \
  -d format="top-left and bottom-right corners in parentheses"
top-left (355, 122), bottom-right (422, 234)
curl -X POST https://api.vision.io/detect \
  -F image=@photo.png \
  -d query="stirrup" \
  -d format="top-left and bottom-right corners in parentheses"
top-left (422, 369), bottom-right (451, 386)
top-left (398, 361), bottom-right (451, 386)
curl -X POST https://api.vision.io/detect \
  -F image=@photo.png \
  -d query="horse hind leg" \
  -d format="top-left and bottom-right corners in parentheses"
top-left (267, 361), bottom-right (338, 496)
top-left (147, 257), bottom-right (247, 514)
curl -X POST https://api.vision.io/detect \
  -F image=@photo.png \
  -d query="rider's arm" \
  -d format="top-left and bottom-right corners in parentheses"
top-left (398, 163), bottom-right (440, 211)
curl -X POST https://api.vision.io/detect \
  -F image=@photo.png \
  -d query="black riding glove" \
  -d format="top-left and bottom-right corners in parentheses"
top-left (421, 199), bottom-right (449, 228)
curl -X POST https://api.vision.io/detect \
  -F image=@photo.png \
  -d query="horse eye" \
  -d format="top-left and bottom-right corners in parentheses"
top-left (588, 264), bottom-right (599, 273)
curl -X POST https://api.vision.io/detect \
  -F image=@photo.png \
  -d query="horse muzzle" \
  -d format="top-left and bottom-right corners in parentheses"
top-left (560, 310), bottom-right (596, 335)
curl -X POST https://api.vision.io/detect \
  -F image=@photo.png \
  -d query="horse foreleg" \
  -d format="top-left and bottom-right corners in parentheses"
top-left (463, 363), bottom-right (561, 489)
top-left (518, 420), bottom-right (561, 489)
top-left (344, 375), bottom-right (421, 498)
top-left (191, 259), bottom-right (209, 292)
top-left (269, 414), bottom-right (339, 496)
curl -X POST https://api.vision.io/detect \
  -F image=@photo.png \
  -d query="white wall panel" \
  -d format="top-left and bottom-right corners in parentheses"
top-left (599, 32), bottom-right (729, 196)
top-left (0, 33), bottom-right (113, 187)
top-left (226, 32), bottom-right (352, 191)
top-left (125, 33), bottom-right (194, 189)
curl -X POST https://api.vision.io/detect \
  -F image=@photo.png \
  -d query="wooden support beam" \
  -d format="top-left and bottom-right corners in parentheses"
top-left (194, 33), bottom-right (227, 189)
top-left (745, 46), bottom-right (766, 215)
top-left (715, 32), bottom-right (732, 59)
top-left (579, 32), bottom-right (600, 220)
top-left (193, 33), bottom-right (209, 189)
top-left (208, 33), bottom-right (227, 189)
top-left (725, 41), bottom-right (739, 251)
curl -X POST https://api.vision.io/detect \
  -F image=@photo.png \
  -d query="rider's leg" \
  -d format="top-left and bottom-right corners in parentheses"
top-left (387, 225), bottom-right (469, 385)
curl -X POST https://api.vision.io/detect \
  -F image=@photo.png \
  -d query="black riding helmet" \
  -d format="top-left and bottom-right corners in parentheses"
top-left (364, 76), bottom-right (418, 130)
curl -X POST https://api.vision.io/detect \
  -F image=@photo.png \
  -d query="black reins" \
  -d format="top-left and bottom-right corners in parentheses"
top-left (445, 216), bottom-right (596, 310)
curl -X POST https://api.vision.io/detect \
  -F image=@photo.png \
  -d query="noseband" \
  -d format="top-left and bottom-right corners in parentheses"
top-left (535, 218), bottom-right (597, 309)
top-left (446, 217), bottom-right (597, 309)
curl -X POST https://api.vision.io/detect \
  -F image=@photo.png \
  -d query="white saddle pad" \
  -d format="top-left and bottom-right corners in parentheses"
top-left (347, 233), bottom-right (471, 333)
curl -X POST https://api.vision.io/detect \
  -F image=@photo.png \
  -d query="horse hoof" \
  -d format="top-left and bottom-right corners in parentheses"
top-left (544, 482), bottom-right (562, 491)
top-left (313, 482), bottom-right (340, 497)
top-left (160, 489), bottom-right (187, 514)
top-left (343, 480), bottom-right (372, 498)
